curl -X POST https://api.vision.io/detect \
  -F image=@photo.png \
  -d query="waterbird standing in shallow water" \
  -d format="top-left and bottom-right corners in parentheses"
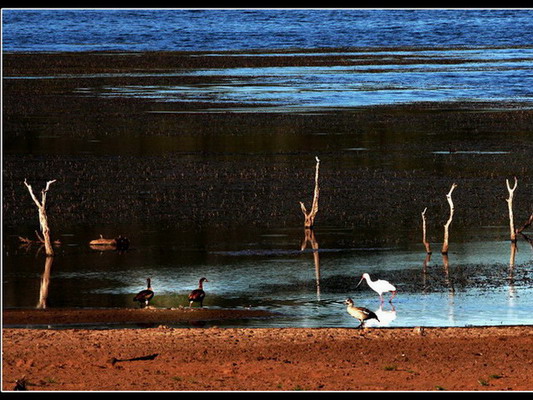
top-left (133, 278), bottom-right (154, 308)
top-left (344, 298), bottom-right (379, 328)
top-left (189, 277), bottom-right (208, 307)
top-left (356, 273), bottom-right (397, 303)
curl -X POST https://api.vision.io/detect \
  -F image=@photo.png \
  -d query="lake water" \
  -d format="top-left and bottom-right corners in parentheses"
top-left (3, 225), bottom-right (532, 328)
top-left (3, 9), bottom-right (533, 52)
top-left (4, 9), bottom-right (533, 110)
top-left (2, 9), bottom-right (533, 328)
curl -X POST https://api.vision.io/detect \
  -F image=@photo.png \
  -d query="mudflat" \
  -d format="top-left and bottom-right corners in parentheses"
top-left (2, 307), bottom-right (277, 326)
top-left (3, 51), bottom-right (532, 239)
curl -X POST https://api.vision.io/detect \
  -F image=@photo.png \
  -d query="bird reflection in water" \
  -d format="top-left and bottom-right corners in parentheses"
top-left (368, 303), bottom-right (397, 327)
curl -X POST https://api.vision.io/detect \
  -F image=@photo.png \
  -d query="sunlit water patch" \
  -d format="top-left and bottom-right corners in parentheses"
top-left (7, 47), bottom-right (532, 110)
top-left (56, 46), bottom-right (533, 111)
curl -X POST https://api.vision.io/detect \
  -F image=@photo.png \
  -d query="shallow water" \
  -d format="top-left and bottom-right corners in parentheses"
top-left (3, 225), bottom-right (532, 328)
top-left (8, 46), bottom-right (533, 111)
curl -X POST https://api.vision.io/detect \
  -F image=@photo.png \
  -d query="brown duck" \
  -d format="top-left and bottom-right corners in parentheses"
top-left (133, 278), bottom-right (154, 308)
top-left (344, 298), bottom-right (379, 328)
top-left (188, 277), bottom-right (208, 307)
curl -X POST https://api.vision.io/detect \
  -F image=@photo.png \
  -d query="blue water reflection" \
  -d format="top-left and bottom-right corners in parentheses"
top-left (64, 47), bottom-right (532, 110)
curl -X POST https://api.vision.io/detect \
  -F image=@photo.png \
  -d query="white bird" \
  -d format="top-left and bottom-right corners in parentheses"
top-left (356, 273), bottom-right (397, 303)
top-left (344, 298), bottom-right (379, 328)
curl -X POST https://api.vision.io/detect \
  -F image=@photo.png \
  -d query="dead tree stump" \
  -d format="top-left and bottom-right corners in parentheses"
top-left (441, 183), bottom-right (458, 255)
top-left (24, 179), bottom-right (56, 257)
top-left (36, 256), bottom-right (53, 309)
top-left (421, 207), bottom-right (432, 254)
top-left (299, 156), bottom-right (320, 229)
top-left (506, 177), bottom-right (518, 242)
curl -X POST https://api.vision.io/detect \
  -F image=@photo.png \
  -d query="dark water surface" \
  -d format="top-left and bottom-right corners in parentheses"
top-left (2, 9), bottom-right (533, 328)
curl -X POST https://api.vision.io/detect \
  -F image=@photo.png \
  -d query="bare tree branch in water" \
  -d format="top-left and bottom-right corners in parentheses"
top-left (299, 156), bottom-right (320, 229)
top-left (23, 179), bottom-right (57, 257)
top-left (421, 207), bottom-right (432, 254)
top-left (505, 176), bottom-right (518, 242)
top-left (441, 183), bottom-right (458, 255)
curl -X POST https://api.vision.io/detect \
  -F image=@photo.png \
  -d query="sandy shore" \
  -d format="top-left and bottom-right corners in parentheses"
top-left (3, 324), bottom-right (532, 392)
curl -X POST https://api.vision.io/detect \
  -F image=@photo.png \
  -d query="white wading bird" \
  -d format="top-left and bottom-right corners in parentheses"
top-left (356, 273), bottom-right (397, 303)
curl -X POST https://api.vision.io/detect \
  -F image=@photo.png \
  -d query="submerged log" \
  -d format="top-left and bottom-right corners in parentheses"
top-left (19, 231), bottom-right (61, 247)
top-left (89, 234), bottom-right (117, 246)
top-left (299, 156), bottom-right (320, 229)
top-left (89, 235), bottom-right (130, 251)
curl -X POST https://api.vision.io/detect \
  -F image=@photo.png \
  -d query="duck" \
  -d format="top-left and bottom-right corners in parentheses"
top-left (356, 273), bottom-right (397, 303)
top-left (188, 277), bottom-right (208, 307)
top-left (344, 298), bottom-right (379, 328)
top-left (133, 278), bottom-right (154, 308)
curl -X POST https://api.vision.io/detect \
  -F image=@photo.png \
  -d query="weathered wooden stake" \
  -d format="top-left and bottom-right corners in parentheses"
top-left (441, 183), bottom-right (458, 255)
top-left (421, 207), bottom-right (432, 254)
top-left (299, 156), bottom-right (320, 229)
top-left (24, 179), bottom-right (56, 257)
top-left (505, 177), bottom-right (518, 242)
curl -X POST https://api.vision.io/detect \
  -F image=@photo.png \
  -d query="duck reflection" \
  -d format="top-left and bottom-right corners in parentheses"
top-left (301, 228), bottom-right (320, 300)
top-left (36, 256), bottom-right (53, 309)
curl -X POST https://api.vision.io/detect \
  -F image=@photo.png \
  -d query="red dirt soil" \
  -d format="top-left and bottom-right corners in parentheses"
top-left (2, 321), bottom-right (532, 391)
